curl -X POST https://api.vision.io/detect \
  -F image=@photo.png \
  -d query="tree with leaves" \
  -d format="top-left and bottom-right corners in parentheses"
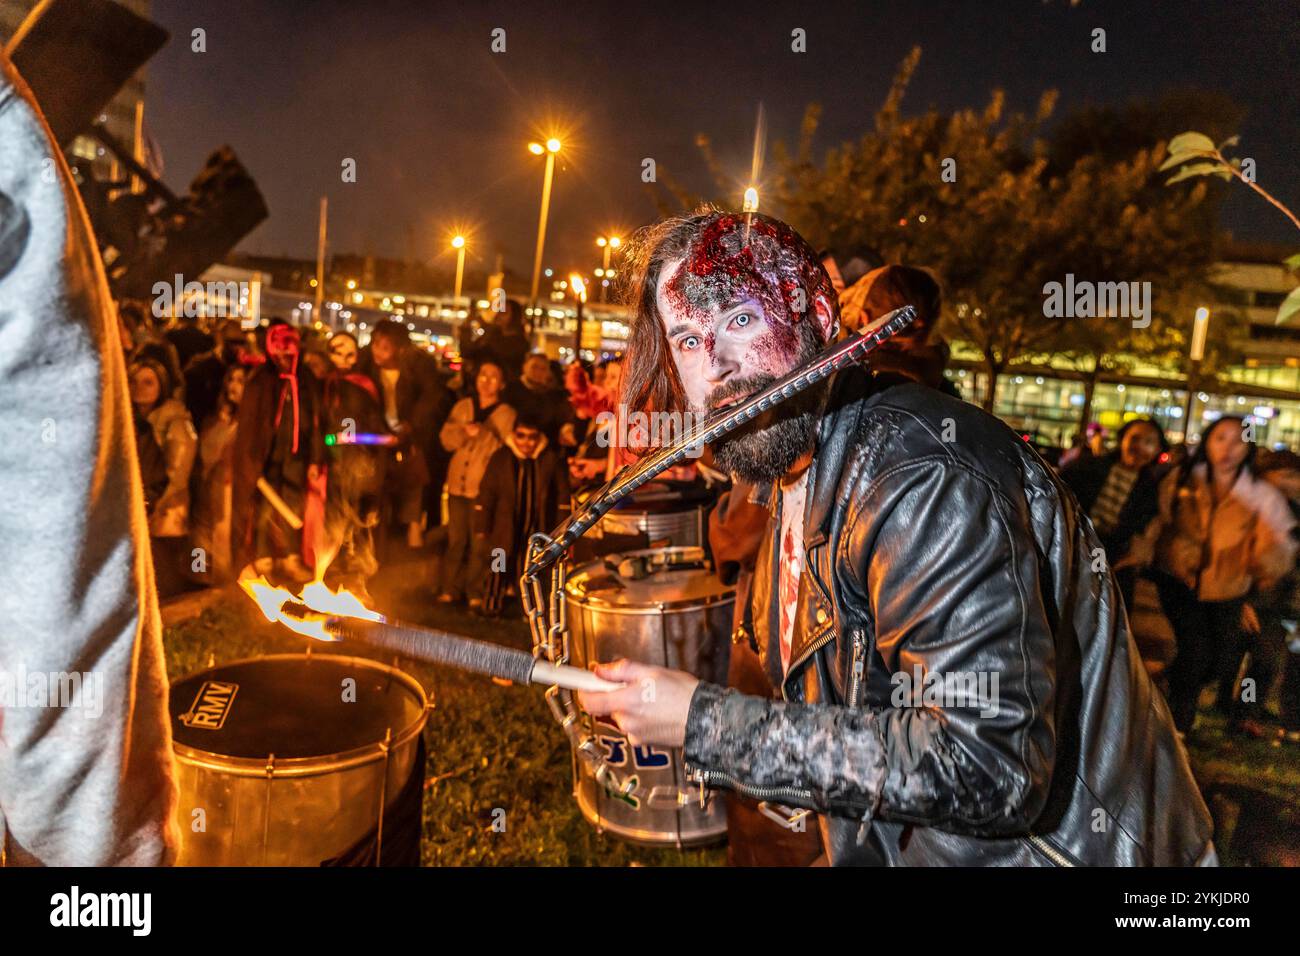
top-left (767, 50), bottom-right (1228, 416)
top-left (658, 50), bottom-right (1244, 419)
top-left (1161, 131), bottom-right (1300, 328)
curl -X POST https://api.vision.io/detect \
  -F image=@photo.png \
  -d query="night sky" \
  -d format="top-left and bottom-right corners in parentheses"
top-left (145, 0), bottom-right (1300, 280)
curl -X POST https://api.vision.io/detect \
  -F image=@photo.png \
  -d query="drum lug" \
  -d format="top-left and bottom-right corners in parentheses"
top-left (757, 801), bottom-right (812, 831)
top-left (646, 786), bottom-right (696, 810)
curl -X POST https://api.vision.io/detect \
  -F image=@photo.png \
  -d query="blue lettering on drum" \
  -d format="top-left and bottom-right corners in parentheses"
top-left (633, 745), bottom-right (670, 768)
top-left (595, 730), bottom-right (672, 771)
top-left (597, 734), bottom-right (628, 766)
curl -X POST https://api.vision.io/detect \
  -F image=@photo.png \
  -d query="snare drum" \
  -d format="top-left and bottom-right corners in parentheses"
top-left (169, 653), bottom-right (428, 866)
top-left (565, 548), bottom-right (733, 846)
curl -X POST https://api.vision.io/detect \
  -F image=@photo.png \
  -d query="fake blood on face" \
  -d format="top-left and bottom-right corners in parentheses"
top-left (664, 213), bottom-right (824, 364)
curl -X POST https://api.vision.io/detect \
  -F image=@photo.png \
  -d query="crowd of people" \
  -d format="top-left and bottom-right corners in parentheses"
top-left (1058, 415), bottom-right (1300, 744)
top-left (119, 298), bottom-right (624, 611)
top-left (121, 259), bottom-right (1300, 746)
top-left (832, 254), bottom-right (1300, 747)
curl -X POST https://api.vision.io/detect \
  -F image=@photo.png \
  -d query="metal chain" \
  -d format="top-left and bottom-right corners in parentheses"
top-left (523, 534), bottom-right (636, 799)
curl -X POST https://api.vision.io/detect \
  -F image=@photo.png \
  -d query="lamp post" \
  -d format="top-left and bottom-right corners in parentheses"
top-left (1182, 306), bottom-right (1211, 441)
top-left (742, 186), bottom-right (759, 244)
top-left (313, 196), bottom-right (328, 320)
top-left (569, 274), bottom-right (587, 358)
top-left (451, 235), bottom-right (466, 310)
top-left (596, 235), bottom-right (621, 302)
top-left (528, 138), bottom-right (562, 314)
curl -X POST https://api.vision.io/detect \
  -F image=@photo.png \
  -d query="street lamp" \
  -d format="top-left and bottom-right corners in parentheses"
top-left (451, 235), bottom-right (466, 309)
top-left (596, 234), bottom-right (621, 302)
top-left (528, 138), bottom-right (562, 311)
top-left (569, 273), bottom-right (587, 357)
top-left (1182, 306), bottom-right (1211, 441)
top-left (742, 186), bottom-right (759, 243)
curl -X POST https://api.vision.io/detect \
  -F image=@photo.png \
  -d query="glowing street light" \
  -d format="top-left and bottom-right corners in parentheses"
top-left (1182, 306), bottom-right (1212, 439)
top-left (451, 235), bottom-right (467, 307)
top-left (569, 273), bottom-right (588, 356)
top-left (528, 138), bottom-right (563, 310)
top-left (742, 186), bottom-right (759, 244)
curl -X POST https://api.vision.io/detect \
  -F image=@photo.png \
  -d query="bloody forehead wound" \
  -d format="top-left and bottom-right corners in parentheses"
top-left (663, 213), bottom-right (835, 333)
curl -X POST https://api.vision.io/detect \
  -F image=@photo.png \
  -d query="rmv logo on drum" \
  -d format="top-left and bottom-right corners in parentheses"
top-left (181, 680), bottom-right (240, 730)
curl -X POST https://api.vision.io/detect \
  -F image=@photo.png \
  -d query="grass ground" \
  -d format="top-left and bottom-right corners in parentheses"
top-left (163, 555), bottom-right (1300, 866)
top-left (1181, 712), bottom-right (1300, 865)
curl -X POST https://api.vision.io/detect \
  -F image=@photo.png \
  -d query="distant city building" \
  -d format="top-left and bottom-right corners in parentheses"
top-left (946, 245), bottom-right (1300, 448)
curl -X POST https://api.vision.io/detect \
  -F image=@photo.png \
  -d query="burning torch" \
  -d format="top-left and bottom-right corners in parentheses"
top-left (241, 577), bottom-right (619, 694)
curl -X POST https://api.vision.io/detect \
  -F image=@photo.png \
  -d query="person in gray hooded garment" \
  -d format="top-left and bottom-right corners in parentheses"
top-left (0, 50), bottom-right (178, 865)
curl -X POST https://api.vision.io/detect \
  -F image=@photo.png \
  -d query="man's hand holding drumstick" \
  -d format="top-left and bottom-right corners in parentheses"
top-left (578, 660), bottom-right (700, 748)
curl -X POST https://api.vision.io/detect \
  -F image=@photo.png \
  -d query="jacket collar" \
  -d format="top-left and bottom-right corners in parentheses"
top-left (800, 364), bottom-right (878, 547)
top-left (762, 364), bottom-right (882, 542)
top-left (762, 365), bottom-right (884, 684)
top-left (504, 432), bottom-right (548, 460)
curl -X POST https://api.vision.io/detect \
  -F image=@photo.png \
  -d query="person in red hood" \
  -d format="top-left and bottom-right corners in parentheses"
top-left (231, 320), bottom-right (326, 580)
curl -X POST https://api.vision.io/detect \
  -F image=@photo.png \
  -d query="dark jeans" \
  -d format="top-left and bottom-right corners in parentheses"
top-left (1246, 611), bottom-right (1300, 728)
top-left (1153, 571), bottom-right (1247, 732)
top-left (437, 494), bottom-right (489, 600)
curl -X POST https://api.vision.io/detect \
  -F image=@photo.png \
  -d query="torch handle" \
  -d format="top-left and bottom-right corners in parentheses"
top-left (529, 660), bottom-right (623, 693)
top-left (325, 617), bottom-right (623, 692)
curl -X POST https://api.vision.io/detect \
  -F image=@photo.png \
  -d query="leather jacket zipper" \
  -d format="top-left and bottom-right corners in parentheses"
top-left (1026, 833), bottom-right (1074, 867)
top-left (847, 627), bottom-right (867, 708)
top-left (782, 625), bottom-right (838, 700)
top-left (687, 765), bottom-right (816, 808)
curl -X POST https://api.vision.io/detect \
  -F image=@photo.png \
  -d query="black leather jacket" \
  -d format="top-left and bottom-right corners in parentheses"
top-left (683, 369), bottom-right (1213, 865)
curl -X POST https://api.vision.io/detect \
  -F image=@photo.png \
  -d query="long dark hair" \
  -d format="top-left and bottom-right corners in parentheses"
top-left (1115, 416), bottom-right (1169, 456)
top-left (1179, 414), bottom-right (1256, 490)
top-left (619, 212), bottom-right (709, 416)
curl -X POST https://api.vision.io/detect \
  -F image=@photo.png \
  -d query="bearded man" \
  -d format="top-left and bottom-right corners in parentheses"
top-left (579, 210), bottom-right (1214, 866)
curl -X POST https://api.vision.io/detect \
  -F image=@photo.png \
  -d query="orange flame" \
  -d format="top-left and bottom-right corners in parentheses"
top-left (300, 580), bottom-right (382, 622)
top-left (239, 574), bottom-right (381, 642)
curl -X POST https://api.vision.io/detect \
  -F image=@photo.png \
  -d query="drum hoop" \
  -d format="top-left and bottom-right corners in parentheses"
top-left (565, 592), bottom-right (736, 614)
top-left (171, 653), bottom-right (428, 778)
top-left (564, 548), bottom-right (736, 612)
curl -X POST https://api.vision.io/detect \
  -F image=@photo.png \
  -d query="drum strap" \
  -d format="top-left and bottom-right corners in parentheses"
top-left (736, 578), bottom-right (759, 654)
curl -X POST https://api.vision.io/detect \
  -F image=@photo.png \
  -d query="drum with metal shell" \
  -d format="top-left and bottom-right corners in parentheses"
top-left (564, 547), bottom-right (732, 846)
top-left (169, 653), bottom-right (428, 866)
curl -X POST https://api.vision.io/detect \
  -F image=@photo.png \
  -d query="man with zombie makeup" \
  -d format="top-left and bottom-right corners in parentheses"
top-left (579, 209), bottom-right (1214, 866)
top-left (231, 320), bottom-right (327, 579)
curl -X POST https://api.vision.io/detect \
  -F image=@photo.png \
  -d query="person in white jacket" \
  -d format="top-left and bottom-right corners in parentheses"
top-left (0, 52), bottom-right (178, 864)
top-left (1126, 414), bottom-right (1297, 732)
